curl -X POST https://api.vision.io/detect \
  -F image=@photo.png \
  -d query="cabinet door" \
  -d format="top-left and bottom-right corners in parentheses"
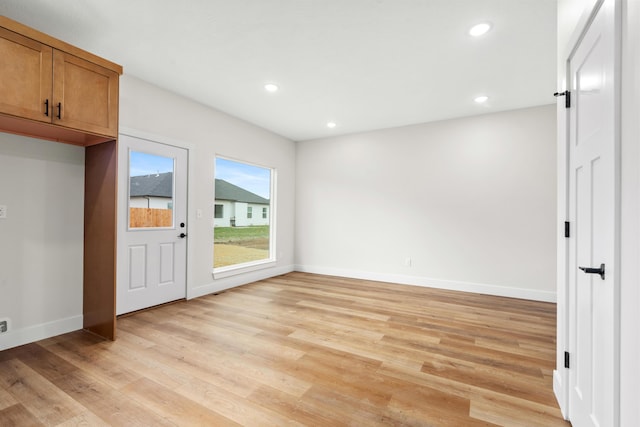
top-left (0, 27), bottom-right (53, 122)
top-left (52, 50), bottom-right (119, 137)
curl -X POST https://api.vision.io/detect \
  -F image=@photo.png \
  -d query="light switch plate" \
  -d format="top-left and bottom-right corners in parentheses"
top-left (0, 205), bottom-right (6, 219)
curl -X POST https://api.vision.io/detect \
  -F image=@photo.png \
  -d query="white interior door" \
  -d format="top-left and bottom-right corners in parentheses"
top-left (567, 0), bottom-right (618, 425)
top-left (117, 134), bottom-right (188, 315)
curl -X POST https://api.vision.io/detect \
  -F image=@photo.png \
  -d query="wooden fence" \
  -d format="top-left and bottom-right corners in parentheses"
top-left (130, 208), bottom-right (173, 228)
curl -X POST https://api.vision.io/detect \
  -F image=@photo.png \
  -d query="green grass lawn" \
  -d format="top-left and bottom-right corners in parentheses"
top-left (214, 226), bottom-right (269, 243)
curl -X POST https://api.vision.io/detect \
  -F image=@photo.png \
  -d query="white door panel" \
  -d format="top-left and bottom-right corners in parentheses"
top-left (567, 0), bottom-right (618, 425)
top-left (117, 134), bottom-right (188, 315)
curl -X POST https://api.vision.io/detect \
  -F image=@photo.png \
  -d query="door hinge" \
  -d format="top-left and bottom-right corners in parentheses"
top-left (554, 91), bottom-right (571, 108)
top-left (564, 221), bottom-right (570, 238)
top-left (564, 351), bottom-right (570, 369)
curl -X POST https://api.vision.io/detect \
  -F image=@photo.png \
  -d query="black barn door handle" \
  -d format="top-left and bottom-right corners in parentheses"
top-left (579, 263), bottom-right (605, 280)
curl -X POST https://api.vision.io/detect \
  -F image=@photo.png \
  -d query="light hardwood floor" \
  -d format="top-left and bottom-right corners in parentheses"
top-left (0, 272), bottom-right (569, 426)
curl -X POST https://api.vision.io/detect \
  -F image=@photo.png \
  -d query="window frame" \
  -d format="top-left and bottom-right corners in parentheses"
top-left (214, 204), bottom-right (224, 219)
top-left (213, 156), bottom-right (277, 278)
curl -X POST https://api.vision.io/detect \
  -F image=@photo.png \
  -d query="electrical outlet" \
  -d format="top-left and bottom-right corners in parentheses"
top-left (0, 205), bottom-right (6, 219)
top-left (0, 319), bottom-right (8, 333)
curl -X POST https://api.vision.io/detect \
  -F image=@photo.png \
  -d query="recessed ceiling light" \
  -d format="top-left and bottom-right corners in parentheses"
top-left (327, 121), bottom-right (337, 129)
top-left (264, 83), bottom-right (279, 93)
top-left (474, 95), bottom-right (489, 104)
top-left (469, 22), bottom-right (492, 37)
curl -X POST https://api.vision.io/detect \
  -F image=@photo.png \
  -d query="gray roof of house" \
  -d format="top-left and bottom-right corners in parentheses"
top-left (129, 174), bottom-right (268, 203)
top-left (130, 172), bottom-right (173, 198)
top-left (215, 179), bottom-right (269, 204)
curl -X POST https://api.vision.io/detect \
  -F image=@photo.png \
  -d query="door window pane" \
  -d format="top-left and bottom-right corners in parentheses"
top-left (214, 157), bottom-right (273, 269)
top-left (129, 151), bottom-right (174, 229)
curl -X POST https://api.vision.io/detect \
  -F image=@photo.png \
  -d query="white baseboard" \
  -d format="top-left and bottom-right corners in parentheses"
top-left (294, 265), bottom-right (557, 302)
top-left (188, 264), bottom-right (295, 299)
top-left (0, 315), bottom-right (83, 351)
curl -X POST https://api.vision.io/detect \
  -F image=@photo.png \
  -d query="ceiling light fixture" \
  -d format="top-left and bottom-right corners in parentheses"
top-left (474, 95), bottom-right (489, 104)
top-left (327, 121), bottom-right (337, 129)
top-left (264, 83), bottom-right (279, 93)
top-left (469, 22), bottom-right (492, 37)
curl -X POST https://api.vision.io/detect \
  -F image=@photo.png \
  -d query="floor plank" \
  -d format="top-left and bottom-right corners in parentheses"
top-left (0, 272), bottom-right (569, 426)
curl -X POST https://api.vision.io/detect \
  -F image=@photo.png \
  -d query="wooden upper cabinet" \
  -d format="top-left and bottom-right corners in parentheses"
top-left (52, 50), bottom-right (119, 137)
top-left (0, 16), bottom-right (122, 145)
top-left (0, 27), bottom-right (53, 123)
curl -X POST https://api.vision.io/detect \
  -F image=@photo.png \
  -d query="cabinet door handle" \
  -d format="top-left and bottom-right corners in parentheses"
top-left (44, 99), bottom-right (49, 117)
top-left (56, 103), bottom-right (62, 119)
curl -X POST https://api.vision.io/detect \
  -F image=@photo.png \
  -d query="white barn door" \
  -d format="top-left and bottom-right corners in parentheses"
top-left (117, 134), bottom-right (188, 315)
top-left (566, 0), bottom-right (619, 425)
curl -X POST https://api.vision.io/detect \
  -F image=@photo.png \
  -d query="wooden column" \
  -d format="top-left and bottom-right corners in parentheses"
top-left (83, 140), bottom-right (118, 340)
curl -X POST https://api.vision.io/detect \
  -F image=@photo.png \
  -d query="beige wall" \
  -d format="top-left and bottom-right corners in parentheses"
top-left (0, 134), bottom-right (85, 350)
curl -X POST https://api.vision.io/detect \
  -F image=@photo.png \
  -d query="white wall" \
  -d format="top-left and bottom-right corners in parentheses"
top-left (119, 75), bottom-right (296, 297)
top-left (0, 134), bottom-right (85, 350)
top-left (296, 105), bottom-right (557, 301)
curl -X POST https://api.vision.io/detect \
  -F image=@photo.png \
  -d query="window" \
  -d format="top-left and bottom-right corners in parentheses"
top-left (214, 204), bottom-right (223, 218)
top-left (213, 157), bottom-right (274, 272)
top-left (128, 151), bottom-right (174, 229)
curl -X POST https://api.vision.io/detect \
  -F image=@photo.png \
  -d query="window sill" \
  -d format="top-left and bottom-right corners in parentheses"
top-left (212, 259), bottom-right (276, 280)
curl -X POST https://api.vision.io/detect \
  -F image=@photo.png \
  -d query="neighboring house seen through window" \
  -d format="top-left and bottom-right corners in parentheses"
top-left (213, 157), bottom-right (274, 273)
top-left (128, 151), bottom-right (174, 229)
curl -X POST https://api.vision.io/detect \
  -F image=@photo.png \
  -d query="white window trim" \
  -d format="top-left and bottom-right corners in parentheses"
top-left (213, 258), bottom-right (277, 279)
top-left (212, 156), bottom-right (277, 279)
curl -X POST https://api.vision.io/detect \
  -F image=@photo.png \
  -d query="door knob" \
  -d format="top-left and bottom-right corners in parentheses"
top-left (579, 263), bottom-right (605, 280)
top-left (178, 233), bottom-right (187, 238)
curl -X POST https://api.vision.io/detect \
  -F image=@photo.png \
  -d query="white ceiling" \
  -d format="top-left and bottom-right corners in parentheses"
top-left (1, 0), bottom-right (557, 141)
